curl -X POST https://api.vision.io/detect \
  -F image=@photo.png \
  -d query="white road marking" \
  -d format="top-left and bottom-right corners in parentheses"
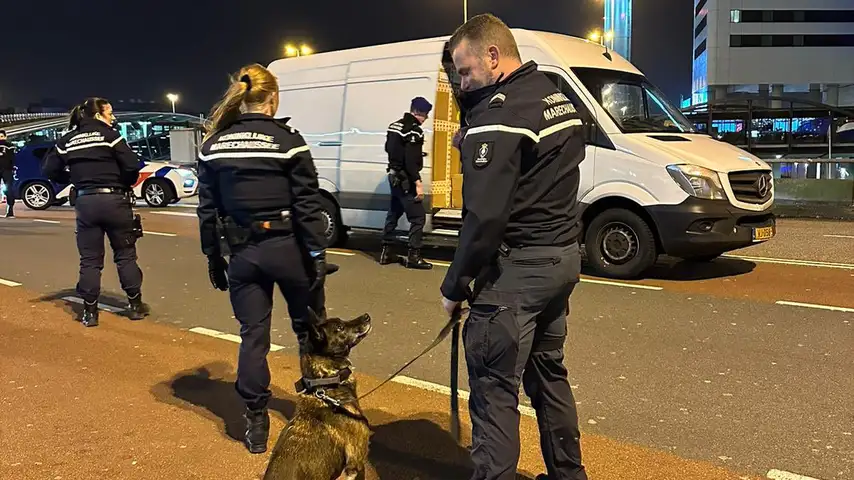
top-left (189, 326), bottom-right (285, 352)
top-left (776, 300), bottom-right (854, 314)
top-left (171, 204), bottom-right (199, 209)
top-left (150, 211), bottom-right (197, 218)
top-left (722, 254), bottom-right (854, 270)
top-left (328, 249), bottom-right (355, 257)
top-left (33, 219), bottom-right (60, 224)
top-left (143, 231), bottom-right (177, 237)
top-left (381, 375), bottom-right (539, 417)
top-left (823, 234), bottom-right (854, 239)
top-left (61, 296), bottom-right (125, 313)
top-left (579, 278), bottom-right (663, 291)
top-left (0, 278), bottom-right (22, 287)
top-left (766, 469), bottom-right (825, 480)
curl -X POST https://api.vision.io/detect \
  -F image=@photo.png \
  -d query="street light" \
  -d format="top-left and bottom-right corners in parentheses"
top-left (285, 43), bottom-right (313, 57)
top-left (166, 93), bottom-right (179, 113)
top-left (587, 30), bottom-right (601, 43)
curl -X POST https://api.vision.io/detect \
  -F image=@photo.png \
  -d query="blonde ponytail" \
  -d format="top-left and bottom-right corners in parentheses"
top-left (204, 63), bottom-right (279, 141)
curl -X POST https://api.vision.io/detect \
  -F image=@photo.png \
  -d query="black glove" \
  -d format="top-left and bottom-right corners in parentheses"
top-left (207, 255), bottom-right (229, 291)
top-left (310, 254), bottom-right (327, 292)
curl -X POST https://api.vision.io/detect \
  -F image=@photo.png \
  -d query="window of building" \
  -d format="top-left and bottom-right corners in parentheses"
top-left (730, 9), bottom-right (854, 22)
top-left (730, 34), bottom-right (854, 47)
top-left (730, 9), bottom-right (740, 23)
top-left (695, 16), bottom-right (707, 38)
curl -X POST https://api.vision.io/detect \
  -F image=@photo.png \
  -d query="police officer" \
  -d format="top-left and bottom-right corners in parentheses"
top-left (43, 98), bottom-right (150, 328)
top-left (0, 129), bottom-right (16, 218)
top-left (439, 15), bottom-right (589, 480)
top-left (196, 63), bottom-right (330, 455)
top-left (379, 97), bottom-right (433, 269)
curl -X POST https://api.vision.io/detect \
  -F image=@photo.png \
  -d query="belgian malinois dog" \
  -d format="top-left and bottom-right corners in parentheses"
top-left (263, 309), bottom-right (372, 480)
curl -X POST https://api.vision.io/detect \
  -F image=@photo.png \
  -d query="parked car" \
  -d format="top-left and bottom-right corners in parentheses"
top-left (8, 142), bottom-right (199, 210)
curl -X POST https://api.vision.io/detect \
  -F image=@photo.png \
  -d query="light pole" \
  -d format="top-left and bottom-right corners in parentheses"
top-left (285, 44), bottom-right (313, 57)
top-left (166, 93), bottom-right (178, 113)
top-left (463, 0), bottom-right (468, 22)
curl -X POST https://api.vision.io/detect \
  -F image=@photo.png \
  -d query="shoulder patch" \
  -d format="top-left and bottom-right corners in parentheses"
top-left (472, 141), bottom-right (494, 169)
top-left (488, 93), bottom-right (506, 109)
top-left (273, 117), bottom-right (298, 134)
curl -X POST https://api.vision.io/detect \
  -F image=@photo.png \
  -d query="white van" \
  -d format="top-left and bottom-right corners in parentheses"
top-left (267, 29), bottom-right (776, 279)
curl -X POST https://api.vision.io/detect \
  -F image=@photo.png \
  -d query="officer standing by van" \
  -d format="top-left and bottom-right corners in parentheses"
top-left (379, 97), bottom-right (433, 270)
top-left (196, 63), bottom-right (330, 455)
top-left (0, 129), bottom-right (16, 218)
top-left (440, 14), bottom-right (589, 480)
top-left (43, 98), bottom-right (150, 327)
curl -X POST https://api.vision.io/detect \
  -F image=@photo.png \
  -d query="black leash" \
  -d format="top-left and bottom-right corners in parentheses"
top-left (449, 308), bottom-right (462, 443)
top-left (359, 309), bottom-right (465, 409)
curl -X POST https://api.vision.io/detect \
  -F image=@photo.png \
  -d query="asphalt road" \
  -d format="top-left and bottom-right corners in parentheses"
top-left (1, 202), bottom-right (853, 480)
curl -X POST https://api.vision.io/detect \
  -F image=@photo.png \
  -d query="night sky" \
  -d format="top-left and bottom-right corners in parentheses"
top-left (2, 0), bottom-right (692, 113)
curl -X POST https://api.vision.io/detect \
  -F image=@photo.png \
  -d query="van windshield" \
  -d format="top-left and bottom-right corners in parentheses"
top-left (571, 67), bottom-right (695, 134)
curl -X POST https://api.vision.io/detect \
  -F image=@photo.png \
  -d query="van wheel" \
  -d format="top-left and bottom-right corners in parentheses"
top-left (21, 181), bottom-right (55, 210)
top-left (584, 208), bottom-right (657, 279)
top-left (319, 195), bottom-right (345, 247)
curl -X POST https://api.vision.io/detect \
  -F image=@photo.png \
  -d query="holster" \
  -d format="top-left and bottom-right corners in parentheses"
top-left (219, 210), bottom-right (293, 248)
top-left (132, 214), bottom-right (144, 238)
top-left (388, 169), bottom-right (411, 193)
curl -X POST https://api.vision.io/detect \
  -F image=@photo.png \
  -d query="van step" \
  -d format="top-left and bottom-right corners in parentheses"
top-left (433, 208), bottom-right (462, 219)
top-left (432, 229), bottom-right (459, 237)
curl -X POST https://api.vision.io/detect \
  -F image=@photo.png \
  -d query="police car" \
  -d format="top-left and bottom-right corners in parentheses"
top-left (6, 142), bottom-right (198, 210)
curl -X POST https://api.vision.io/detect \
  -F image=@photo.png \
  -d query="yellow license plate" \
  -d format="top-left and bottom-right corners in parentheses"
top-left (752, 226), bottom-right (775, 242)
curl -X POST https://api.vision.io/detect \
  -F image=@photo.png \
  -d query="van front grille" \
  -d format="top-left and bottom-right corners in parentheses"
top-left (728, 170), bottom-right (773, 204)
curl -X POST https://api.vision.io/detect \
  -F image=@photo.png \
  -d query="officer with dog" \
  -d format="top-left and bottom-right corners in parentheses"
top-left (196, 63), bottom-right (331, 455)
top-left (379, 96), bottom-right (433, 270)
top-left (440, 14), bottom-right (589, 480)
top-left (0, 129), bottom-right (17, 218)
top-left (43, 98), bottom-right (150, 328)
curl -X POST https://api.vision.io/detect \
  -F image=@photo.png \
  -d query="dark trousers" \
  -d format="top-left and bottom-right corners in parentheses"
top-left (464, 243), bottom-right (587, 480)
top-left (382, 177), bottom-right (425, 249)
top-left (0, 166), bottom-right (14, 207)
top-left (227, 235), bottom-right (320, 410)
top-left (74, 194), bottom-right (143, 304)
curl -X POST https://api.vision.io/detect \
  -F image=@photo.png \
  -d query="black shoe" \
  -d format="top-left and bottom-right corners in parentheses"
top-left (126, 294), bottom-right (150, 321)
top-left (4, 205), bottom-right (14, 218)
top-left (535, 476), bottom-right (549, 480)
top-left (80, 301), bottom-right (99, 327)
top-left (243, 407), bottom-right (270, 454)
top-left (379, 244), bottom-right (397, 265)
top-left (403, 248), bottom-right (433, 270)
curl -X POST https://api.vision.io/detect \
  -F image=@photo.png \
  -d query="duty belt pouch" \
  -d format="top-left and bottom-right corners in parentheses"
top-left (132, 214), bottom-right (144, 238)
top-left (388, 171), bottom-right (402, 189)
top-left (221, 218), bottom-right (251, 248)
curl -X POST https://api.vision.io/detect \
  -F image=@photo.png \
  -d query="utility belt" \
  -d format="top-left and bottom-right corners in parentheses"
top-left (387, 168), bottom-right (411, 192)
top-left (76, 187), bottom-right (130, 198)
top-left (218, 210), bottom-right (293, 248)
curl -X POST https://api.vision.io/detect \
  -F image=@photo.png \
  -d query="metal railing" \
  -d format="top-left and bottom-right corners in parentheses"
top-left (763, 158), bottom-right (853, 180)
top-left (0, 112), bottom-right (66, 126)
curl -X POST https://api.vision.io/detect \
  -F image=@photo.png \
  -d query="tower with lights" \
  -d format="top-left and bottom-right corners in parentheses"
top-left (604, 0), bottom-right (632, 60)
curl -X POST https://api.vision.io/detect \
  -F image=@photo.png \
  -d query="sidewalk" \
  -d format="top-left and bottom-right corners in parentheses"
top-left (0, 286), bottom-right (761, 480)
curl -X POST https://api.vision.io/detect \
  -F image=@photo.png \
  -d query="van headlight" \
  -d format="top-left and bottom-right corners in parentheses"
top-left (666, 164), bottom-right (726, 200)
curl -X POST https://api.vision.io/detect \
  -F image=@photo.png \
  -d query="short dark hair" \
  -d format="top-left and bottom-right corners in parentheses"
top-left (0, 130), bottom-right (6, 136)
top-left (448, 13), bottom-right (521, 61)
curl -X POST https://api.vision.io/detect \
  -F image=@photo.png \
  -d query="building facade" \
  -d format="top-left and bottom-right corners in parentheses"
top-left (605, 0), bottom-right (633, 61)
top-left (692, 0), bottom-right (854, 107)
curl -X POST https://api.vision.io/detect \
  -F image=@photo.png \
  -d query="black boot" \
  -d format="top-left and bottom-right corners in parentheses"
top-left (80, 301), bottom-right (99, 327)
top-left (404, 248), bottom-right (433, 270)
top-left (126, 294), bottom-right (150, 321)
top-left (4, 205), bottom-right (14, 218)
top-left (379, 244), bottom-right (397, 265)
top-left (243, 407), bottom-right (270, 454)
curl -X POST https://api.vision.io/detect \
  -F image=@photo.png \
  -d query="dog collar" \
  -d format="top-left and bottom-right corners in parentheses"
top-left (294, 368), bottom-right (353, 394)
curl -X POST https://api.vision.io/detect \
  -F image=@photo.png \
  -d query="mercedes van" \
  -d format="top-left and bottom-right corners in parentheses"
top-left (266, 29), bottom-right (776, 279)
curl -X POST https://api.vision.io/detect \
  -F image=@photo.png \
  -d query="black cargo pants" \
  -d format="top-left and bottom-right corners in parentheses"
top-left (464, 243), bottom-right (587, 480)
top-left (74, 193), bottom-right (143, 304)
top-left (0, 166), bottom-right (15, 207)
top-left (226, 234), bottom-right (321, 410)
top-left (381, 174), bottom-right (425, 249)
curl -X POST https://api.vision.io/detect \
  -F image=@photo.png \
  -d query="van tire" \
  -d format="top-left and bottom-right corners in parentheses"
top-left (319, 195), bottom-right (345, 247)
top-left (584, 208), bottom-right (657, 279)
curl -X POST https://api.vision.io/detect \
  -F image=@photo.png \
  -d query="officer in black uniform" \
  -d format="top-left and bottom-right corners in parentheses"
top-left (196, 63), bottom-right (330, 455)
top-left (0, 129), bottom-right (17, 218)
top-left (440, 15), bottom-right (589, 480)
top-left (379, 97), bottom-right (433, 270)
top-left (43, 98), bottom-right (150, 327)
